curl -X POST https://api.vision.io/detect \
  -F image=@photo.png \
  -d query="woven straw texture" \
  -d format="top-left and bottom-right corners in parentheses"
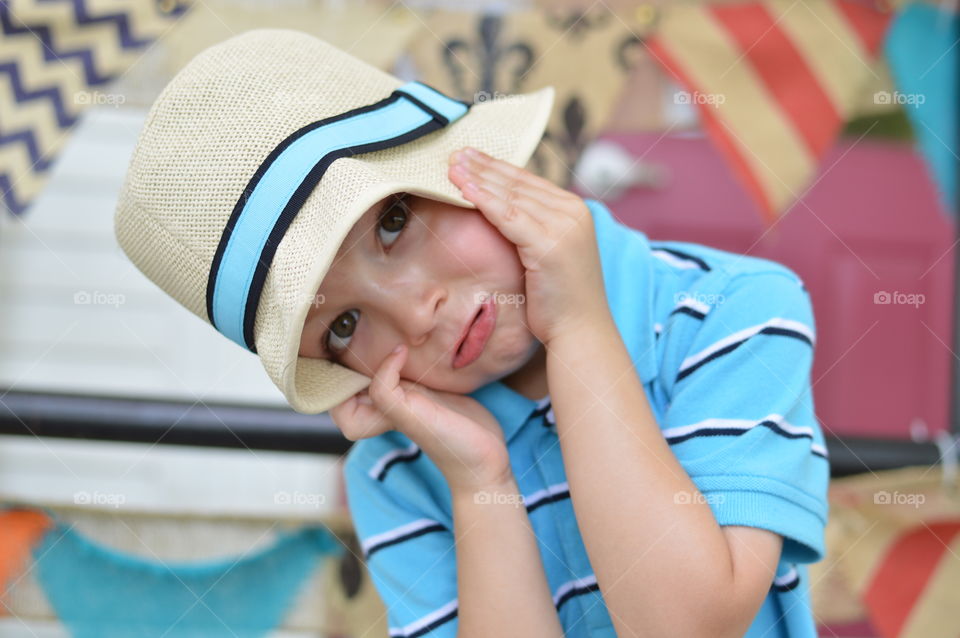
top-left (114, 29), bottom-right (554, 414)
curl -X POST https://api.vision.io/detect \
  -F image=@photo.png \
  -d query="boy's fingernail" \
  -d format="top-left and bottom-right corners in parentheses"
top-left (465, 146), bottom-right (480, 157)
top-left (392, 344), bottom-right (404, 354)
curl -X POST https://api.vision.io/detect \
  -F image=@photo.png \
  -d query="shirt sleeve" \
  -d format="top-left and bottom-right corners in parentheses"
top-left (342, 443), bottom-right (459, 638)
top-left (660, 271), bottom-right (830, 565)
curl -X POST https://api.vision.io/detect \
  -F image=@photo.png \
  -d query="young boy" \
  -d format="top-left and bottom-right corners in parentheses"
top-left (116, 29), bottom-right (828, 638)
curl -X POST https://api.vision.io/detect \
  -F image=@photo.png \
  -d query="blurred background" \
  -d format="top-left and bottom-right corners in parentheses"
top-left (0, 0), bottom-right (957, 636)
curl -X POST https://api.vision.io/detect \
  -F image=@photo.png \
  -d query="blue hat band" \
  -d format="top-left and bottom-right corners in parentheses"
top-left (206, 81), bottom-right (471, 352)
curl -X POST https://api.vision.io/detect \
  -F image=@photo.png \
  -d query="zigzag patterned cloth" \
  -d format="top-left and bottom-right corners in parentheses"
top-left (1, 0), bottom-right (189, 216)
top-left (647, 0), bottom-right (891, 223)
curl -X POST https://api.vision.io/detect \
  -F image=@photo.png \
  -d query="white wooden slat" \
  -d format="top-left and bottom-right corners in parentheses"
top-left (0, 105), bottom-right (290, 406)
top-left (0, 435), bottom-right (344, 519)
top-left (0, 617), bottom-right (327, 638)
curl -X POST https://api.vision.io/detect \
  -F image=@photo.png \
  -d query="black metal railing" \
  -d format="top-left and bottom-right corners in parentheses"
top-left (0, 389), bottom-right (953, 478)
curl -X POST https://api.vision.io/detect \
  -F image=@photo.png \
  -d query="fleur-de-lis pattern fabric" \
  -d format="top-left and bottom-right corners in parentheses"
top-left (407, 6), bottom-right (654, 191)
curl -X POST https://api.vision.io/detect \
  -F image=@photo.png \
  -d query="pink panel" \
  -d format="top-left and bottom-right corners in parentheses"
top-left (576, 132), bottom-right (954, 439)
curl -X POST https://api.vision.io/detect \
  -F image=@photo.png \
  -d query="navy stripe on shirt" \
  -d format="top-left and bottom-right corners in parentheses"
top-left (388, 599), bottom-right (458, 638)
top-left (676, 318), bottom-right (814, 383)
top-left (771, 566), bottom-right (801, 592)
top-left (649, 245), bottom-right (712, 271)
top-left (662, 415), bottom-right (829, 460)
top-left (387, 574), bottom-right (602, 638)
top-left (554, 574), bottom-right (601, 611)
top-left (524, 482), bottom-right (570, 514)
top-left (369, 442), bottom-right (422, 481)
top-left (363, 518), bottom-right (448, 560)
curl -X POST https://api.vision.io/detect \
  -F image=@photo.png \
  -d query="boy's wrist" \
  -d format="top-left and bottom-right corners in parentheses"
top-left (449, 470), bottom-right (519, 504)
top-left (547, 304), bottom-right (618, 351)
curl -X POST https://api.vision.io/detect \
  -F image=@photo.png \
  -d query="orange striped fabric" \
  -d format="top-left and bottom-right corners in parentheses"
top-left (863, 521), bottom-right (960, 638)
top-left (647, 0), bottom-right (891, 223)
top-left (0, 508), bottom-right (53, 612)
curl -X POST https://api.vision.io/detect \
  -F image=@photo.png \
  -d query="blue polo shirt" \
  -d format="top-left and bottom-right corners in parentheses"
top-left (342, 197), bottom-right (829, 638)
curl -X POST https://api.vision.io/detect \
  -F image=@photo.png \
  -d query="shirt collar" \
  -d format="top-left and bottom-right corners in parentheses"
top-left (469, 197), bottom-right (659, 444)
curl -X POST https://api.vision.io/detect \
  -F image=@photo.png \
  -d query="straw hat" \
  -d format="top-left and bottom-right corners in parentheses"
top-left (114, 29), bottom-right (555, 414)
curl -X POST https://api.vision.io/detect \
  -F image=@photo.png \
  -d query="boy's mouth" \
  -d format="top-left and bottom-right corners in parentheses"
top-left (452, 297), bottom-right (496, 369)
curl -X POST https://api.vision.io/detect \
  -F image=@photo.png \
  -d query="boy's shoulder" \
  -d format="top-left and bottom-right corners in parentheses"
top-left (647, 236), bottom-right (806, 291)
top-left (643, 238), bottom-right (815, 391)
top-left (644, 234), bottom-right (810, 321)
top-left (587, 197), bottom-right (803, 290)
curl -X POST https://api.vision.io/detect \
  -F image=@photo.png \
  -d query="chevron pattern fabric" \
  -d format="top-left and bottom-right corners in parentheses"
top-left (647, 0), bottom-right (891, 223)
top-left (1, 0), bottom-right (189, 216)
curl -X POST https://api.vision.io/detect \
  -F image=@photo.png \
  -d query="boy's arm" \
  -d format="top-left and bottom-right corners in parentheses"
top-left (451, 474), bottom-right (564, 638)
top-left (546, 314), bottom-right (761, 638)
top-left (545, 273), bottom-right (822, 638)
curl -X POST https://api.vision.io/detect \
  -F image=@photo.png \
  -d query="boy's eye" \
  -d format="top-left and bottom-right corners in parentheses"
top-left (377, 193), bottom-right (409, 248)
top-left (326, 308), bottom-right (359, 356)
top-left (325, 195), bottom-right (410, 359)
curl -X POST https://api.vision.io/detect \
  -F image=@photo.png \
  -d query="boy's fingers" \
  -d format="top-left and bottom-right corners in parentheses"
top-left (448, 159), bottom-right (557, 230)
top-left (329, 392), bottom-right (388, 436)
top-left (456, 179), bottom-right (546, 249)
top-left (452, 147), bottom-right (562, 196)
top-left (355, 390), bottom-right (374, 406)
top-left (368, 345), bottom-right (417, 425)
top-left (452, 159), bottom-right (562, 211)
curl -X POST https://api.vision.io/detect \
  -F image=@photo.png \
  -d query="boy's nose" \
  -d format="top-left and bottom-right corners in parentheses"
top-left (389, 284), bottom-right (445, 348)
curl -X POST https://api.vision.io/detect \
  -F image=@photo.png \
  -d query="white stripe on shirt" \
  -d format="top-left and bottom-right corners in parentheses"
top-left (389, 597), bottom-right (458, 638)
top-left (662, 414), bottom-right (815, 441)
top-left (662, 414), bottom-right (827, 459)
top-left (774, 566), bottom-right (798, 587)
top-left (652, 249), bottom-right (703, 270)
top-left (678, 317), bottom-right (815, 375)
top-left (524, 481), bottom-right (569, 511)
top-left (362, 517), bottom-right (445, 557)
top-left (673, 296), bottom-right (711, 317)
top-left (553, 573), bottom-right (599, 607)
top-left (369, 441), bottom-right (420, 480)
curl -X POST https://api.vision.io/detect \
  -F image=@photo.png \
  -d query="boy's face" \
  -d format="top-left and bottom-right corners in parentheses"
top-left (298, 192), bottom-right (540, 396)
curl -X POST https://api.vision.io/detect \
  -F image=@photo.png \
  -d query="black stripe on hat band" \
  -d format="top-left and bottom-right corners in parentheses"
top-left (206, 83), bottom-right (472, 352)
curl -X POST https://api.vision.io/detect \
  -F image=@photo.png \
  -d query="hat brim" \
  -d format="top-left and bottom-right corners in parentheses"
top-left (254, 85), bottom-right (555, 414)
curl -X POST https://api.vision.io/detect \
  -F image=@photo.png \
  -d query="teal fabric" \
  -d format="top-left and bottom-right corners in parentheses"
top-left (885, 2), bottom-right (958, 216)
top-left (32, 517), bottom-right (343, 638)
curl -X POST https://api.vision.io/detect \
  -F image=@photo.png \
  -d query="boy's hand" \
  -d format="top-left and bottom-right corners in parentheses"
top-left (329, 344), bottom-right (512, 491)
top-left (448, 146), bottom-right (610, 346)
